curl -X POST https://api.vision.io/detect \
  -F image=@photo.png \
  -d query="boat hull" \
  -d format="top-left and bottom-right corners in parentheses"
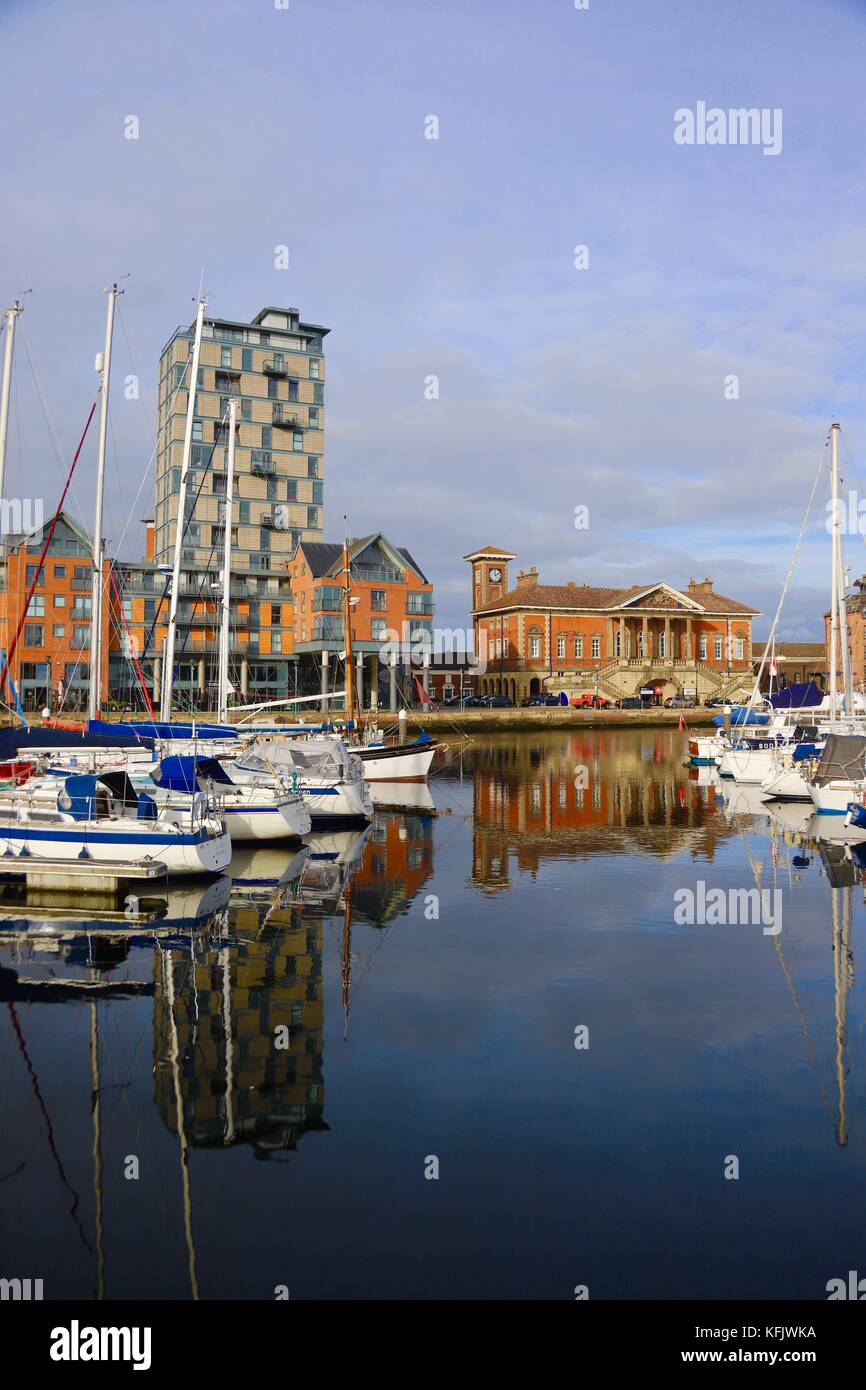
top-left (300, 780), bottom-right (373, 823)
top-left (0, 822), bottom-right (232, 876)
top-left (218, 797), bottom-right (310, 842)
top-left (357, 743), bottom-right (438, 782)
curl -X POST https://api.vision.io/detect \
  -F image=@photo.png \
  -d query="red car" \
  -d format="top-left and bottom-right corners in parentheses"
top-left (570, 693), bottom-right (612, 709)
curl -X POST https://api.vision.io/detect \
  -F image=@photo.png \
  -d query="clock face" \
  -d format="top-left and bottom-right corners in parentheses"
top-left (489, 567), bottom-right (502, 583)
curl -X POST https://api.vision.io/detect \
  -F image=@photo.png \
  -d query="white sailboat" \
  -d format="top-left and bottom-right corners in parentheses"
top-left (809, 425), bottom-right (866, 814)
top-left (0, 769), bottom-right (231, 874)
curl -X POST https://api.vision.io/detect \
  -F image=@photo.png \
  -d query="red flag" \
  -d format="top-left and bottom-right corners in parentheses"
top-left (678, 715), bottom-right (684, 732)
top-left (413, 674), bottom-right (436, 706)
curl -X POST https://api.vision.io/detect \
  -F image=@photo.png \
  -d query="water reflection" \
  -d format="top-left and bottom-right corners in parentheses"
top-left (5, 733), bottom-right (866, 1298)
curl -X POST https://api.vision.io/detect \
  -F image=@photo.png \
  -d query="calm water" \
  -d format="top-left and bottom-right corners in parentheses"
top-left (2, 727), bottom-right (865, 1301)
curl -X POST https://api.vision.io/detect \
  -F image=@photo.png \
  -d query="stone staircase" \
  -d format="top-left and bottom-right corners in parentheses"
top-left (548, 660), bottom-right (753, 703)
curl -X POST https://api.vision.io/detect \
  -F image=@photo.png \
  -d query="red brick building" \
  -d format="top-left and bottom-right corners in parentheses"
top-left (466, 546), bottom-right (759, 704)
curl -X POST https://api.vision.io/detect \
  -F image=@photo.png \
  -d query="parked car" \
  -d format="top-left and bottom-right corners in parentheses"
top-left (478, 694), bottom-right (513, 708)
top-left (615, 696), bottom-right (643, 709)
top-left (521, 694), bottom-right (560, 707)
top-left (664, 695), bottom-right (696, 709)
top-left (570, 693), bottom-right (612, 709)
top-left (703, 696), bottom-right (727, 708)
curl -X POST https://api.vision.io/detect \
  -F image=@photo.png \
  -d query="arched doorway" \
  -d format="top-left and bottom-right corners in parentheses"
top-left (529, 677), bottom-right (541, 697)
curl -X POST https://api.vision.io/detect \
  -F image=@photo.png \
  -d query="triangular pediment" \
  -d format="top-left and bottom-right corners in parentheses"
top-left (615, 583), bottom-right (704, 612)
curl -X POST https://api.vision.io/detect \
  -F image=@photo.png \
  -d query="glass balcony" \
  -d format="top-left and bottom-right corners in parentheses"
top-left (351, 564), bottom-right (404, 583)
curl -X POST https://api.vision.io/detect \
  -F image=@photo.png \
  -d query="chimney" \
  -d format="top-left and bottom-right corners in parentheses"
top-left (687, 578), bottom-right (697, 592)
top-left (703, 576), bottom-right (713, 590)
top-left (566, 580), bottom-right (576, 588)
top-left (515, 566), bottom-right (539, 590)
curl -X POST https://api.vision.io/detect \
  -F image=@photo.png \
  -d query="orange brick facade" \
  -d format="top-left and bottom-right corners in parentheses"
top-left (467, 546), bottom-right (759, 703)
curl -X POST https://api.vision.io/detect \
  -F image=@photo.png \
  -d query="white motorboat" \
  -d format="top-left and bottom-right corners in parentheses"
top-left (687, 734), bottom-right (726, 765)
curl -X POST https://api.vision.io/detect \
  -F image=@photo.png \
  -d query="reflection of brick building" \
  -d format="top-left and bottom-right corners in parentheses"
top-left (466, 545), bottom-right (759, 705)
top-left (468, 732), bottom-right (731, 894)
top-left (154, 911), bottom-right (326, 1159)
top-left (352, 812), bottom-right (435, 925)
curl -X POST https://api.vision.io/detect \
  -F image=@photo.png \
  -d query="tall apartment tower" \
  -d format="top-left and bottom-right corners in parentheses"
top-left (138, 305), bottom-right (328, 708)
top-left (154, 305), bottom-right (328, 571)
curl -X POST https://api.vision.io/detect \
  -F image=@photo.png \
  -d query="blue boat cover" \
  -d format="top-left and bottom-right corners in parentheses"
top-left (153, 755), bottom-right (234, 792)
top-left (712, 708), bottom-right (770, 728)
top-left (0, 727), bottom-right (155, 760)
top-left (769, 681), bottom-right (825, 709)
top-left (59, 774), bottom-right (102, 821)
top-left (88, 719), bottom-right (237, 741)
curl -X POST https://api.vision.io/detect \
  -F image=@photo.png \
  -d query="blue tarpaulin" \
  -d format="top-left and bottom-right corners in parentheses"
top-left (769, 681), bottom-right (824, 709)
top-left (88, 719), bottom-right (237, 741)
top-left (153, 755), bottom-right (234, 792)
top-left (712, 708), bottom-right (770, 728)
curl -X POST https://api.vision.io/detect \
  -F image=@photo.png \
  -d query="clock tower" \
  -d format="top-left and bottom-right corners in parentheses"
top-left (464, 545), bottom-right (516, 611)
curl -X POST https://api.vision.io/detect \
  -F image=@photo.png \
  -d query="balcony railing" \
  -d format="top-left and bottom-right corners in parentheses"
top-left (351, 564), bottom-right (404, 583)
top-left (406, 598), bottom-right (434, 616)
top-left (263, 359), bottom-right (288, 377)
top-left (251, 452), bottom-right (276, 475)
top-left (271, 404), bottom-right (299, 428)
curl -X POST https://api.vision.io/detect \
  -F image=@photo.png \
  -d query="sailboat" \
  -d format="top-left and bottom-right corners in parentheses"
top-left (807, 425), bottom-right (866, 813)
top-left (0, 767), bottom-right (231, 874)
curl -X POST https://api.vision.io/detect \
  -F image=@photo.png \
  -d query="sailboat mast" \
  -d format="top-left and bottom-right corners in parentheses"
top-left (88, 285), bottom-right (118, 722)
top-left (829, 423), bottom-right (841, 727)
top-left (0, 300), bottom-right (22, 502)
top-left (217, 398), bottom-right (237, 723)
top-left (161, 297), bottom-right (206, 721)
top-left (342, 517), bottom-right (355, 725)
top-left (837, 541), bottom-right (854, 713)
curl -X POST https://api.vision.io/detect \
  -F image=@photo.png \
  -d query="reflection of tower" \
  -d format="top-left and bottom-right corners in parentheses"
top-left (153, 908), bottom-right (327, 1159)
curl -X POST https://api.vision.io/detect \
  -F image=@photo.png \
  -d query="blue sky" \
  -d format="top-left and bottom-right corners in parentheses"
top-left (2, 0), bottom-right (866, 636)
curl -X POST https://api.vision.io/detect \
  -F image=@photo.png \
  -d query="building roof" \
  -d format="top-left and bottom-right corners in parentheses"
top-left (474, 578), bottom-right (759, 617)
top-left (776, 642), bottom-right (825, 659)
top-left (295, 535), bottom-right (430, 584)
top-left (250, 306), bottom-right (330, 335)
top-left (463, 545), bottom-right (518, 561)
top-left (0, 509), bottom-right (92, 557)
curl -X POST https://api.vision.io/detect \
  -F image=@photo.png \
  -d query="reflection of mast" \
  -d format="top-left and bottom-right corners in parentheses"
top-left (221, 945), bottom-right (236, 1145)
top-left (5, 1001), bottom-right (91, 1252)
top-left (832, 885), bottom-right (852, 1147)
top-left (89, 995), bottom-right (105, 1299)
top-left (342, 877), bottom-right (353, 1040)
top-left (164, 950), bottom-right (199, 1298)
